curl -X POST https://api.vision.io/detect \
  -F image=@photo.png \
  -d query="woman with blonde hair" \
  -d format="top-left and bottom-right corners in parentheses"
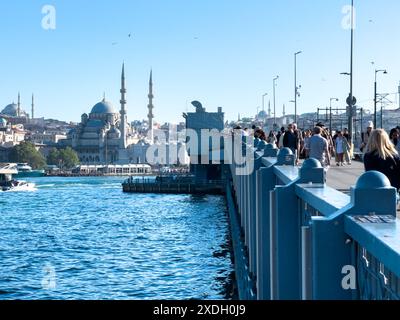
top-left (364, 129), bottom-right (400, 190)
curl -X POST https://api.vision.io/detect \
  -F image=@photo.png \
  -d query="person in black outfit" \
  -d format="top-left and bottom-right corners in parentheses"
top-left (363, 129), bottom-right (400, 190)
top-left (276, 127), bottom-right (285, 143)
top-left (283, 123), bottom-right (301, 164)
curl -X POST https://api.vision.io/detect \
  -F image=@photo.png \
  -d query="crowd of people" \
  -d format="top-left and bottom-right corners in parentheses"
top-left (245, 122), bottom-right (351, 168)
top-left (235, 121), bottom-right (400, 192)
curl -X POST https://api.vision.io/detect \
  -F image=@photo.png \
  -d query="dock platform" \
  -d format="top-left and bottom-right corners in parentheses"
top-left (122, 176), bottom-right (225, 195)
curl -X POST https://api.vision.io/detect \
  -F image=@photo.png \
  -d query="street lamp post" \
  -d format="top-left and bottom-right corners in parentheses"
top-left (329, 98), bottom-right (339, 133)
top-left (294, 51), bottom-right (302, 124)
top-left (346, 0), bottom-right (355, 143)
top-left (273, 76), bottom-right (279, 129)
top-left (374, 69), bottom-right (387, 128)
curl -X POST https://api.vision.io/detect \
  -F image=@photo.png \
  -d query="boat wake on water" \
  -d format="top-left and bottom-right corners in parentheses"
top-left (0, 181), bottom-right (37, 192)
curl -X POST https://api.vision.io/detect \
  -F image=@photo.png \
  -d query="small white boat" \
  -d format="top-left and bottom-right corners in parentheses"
top-left (0, 163), bottom-right (36, 192)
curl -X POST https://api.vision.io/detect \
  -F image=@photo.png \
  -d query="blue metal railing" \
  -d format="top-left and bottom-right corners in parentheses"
top-left (228, 135), bottom-right (400, 300)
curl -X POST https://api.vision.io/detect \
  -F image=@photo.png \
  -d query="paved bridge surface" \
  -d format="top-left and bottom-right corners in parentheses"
top-left (326, 160), bottom-right (365, 192)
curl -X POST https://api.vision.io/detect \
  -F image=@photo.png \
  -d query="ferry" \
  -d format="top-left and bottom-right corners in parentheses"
top-left (0, 163), bottom-right (36, 192)
top-left (15, 163), bottom-right (45, 178)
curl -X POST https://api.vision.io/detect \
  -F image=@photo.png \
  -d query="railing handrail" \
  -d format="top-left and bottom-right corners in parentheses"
top-left (295, 183), bottom-right (351, 217)
top-left (273, 165), bottom-right (299, 185)
top-left (261, 157), bottom-right (277, 167)
top-left (344, 215), bottom-right (400, 278)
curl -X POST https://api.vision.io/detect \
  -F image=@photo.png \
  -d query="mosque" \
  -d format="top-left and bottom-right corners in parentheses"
top-left (0, 93), bottom-right (31, 125)
top-left (64, 64), bottom-right (155, 165)
top-left (0, 94), bottom-right (32, 148)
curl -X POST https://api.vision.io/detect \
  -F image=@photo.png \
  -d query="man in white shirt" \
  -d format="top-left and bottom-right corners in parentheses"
top-left (309, 126), bottom-right (330, 168)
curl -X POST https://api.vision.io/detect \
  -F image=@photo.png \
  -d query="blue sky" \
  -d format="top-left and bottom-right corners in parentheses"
top-left (0, 0), bottom-right (399, 123)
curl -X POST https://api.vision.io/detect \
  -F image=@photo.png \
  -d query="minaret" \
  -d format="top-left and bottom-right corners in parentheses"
top-left (282, 104), bottom-right (286, 117)
top-left (31, 94), bottom-right (35, 119)
top-left (119, 63), bottom-right (127, 149)
top-left (147, 70), bottom-right (154, 143)
top-left (17, 92), bottom-right (21, 117)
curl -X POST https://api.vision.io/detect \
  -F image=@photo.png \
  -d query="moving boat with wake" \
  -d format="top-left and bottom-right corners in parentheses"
top-left (0, 163), bottom-right (36, 192)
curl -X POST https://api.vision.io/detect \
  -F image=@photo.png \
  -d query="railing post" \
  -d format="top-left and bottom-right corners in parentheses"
top-left (240, 173), bottom-right (244, 228)
top-left (244, 142), bottom-right (253, 248)
top-left (301, 226), bottom-right (312, 300)
top-left (269, 189), bottom-right (278, 300)
top-left (255, 143), bottom-right (278, 300)
top-left (243, 167), bottom-right (249, 246)
top-left (248, 147), bottom-right (264, 279)
top-left (271, 158), bottom-right (324, 300)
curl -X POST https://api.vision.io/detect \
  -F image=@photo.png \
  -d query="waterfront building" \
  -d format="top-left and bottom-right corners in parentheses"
top-left (73, 164), bottom-right (151, 176)
top-left (29, 132), bottom-right (67, 145)
top-left (0, 118), bottom-right (26, 163)
top-left (0, 118), bottom-right (26, 148)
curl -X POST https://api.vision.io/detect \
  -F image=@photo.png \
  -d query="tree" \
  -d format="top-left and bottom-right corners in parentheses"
top-left (9, 142), bottom-right (46, 169)
top-left (47, 148), bottom-right (60, 166)
top-left (46, 147), bottom-right (79, 169)
top-left (59, 147), bottom-right (80, 169)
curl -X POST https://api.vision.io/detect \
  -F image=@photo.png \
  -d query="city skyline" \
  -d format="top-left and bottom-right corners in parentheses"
top-left (1, 0), bottom-right (400, 123)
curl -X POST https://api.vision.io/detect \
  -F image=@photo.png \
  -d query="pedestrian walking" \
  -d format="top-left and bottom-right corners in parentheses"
top-left (309, 126), bottom-right (330, 168)
top-left (364, 129), bottom-right (400, 191)
top-left (334, 131), bottom-right (349, 166)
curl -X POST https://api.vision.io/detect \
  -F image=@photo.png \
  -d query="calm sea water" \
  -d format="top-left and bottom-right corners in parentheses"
top-left (0, 177), bottom-right (234, 300)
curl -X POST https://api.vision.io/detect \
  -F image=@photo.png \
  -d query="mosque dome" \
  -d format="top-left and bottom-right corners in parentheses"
top-left (90, 99), bottom-right (115, 114)
top-left (108, 126), bottom-right (121, 138)
top-left (1, 103), bottom-right (19, 117)
top-left (257, 110), bottom-right (268, 119)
